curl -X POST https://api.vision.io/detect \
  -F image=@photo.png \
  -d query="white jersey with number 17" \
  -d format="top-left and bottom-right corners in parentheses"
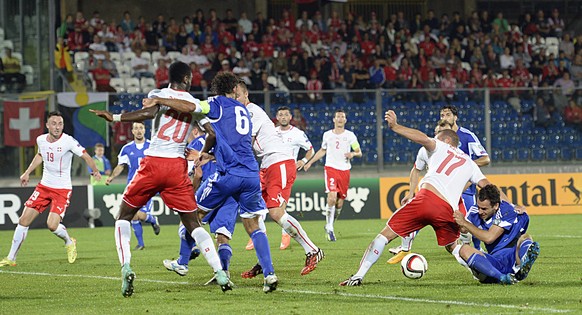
top-left (145, 88), bottom-right (200, 159)
top-left (420, 140), bottom-right (486, 210)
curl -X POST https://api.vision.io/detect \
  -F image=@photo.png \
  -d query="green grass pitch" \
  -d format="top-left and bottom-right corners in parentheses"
top-left (0, 215), bottom-right (580, 314)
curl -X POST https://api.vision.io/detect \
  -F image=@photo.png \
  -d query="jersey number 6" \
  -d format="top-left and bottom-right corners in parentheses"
top-left (234, 106), bottom-right (250, 135)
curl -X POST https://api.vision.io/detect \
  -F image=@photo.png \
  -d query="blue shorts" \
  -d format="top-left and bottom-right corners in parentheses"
top-left (139, 199), bottom-right (153, 213)
top-left (201, 196), bottom-right (239, 239)
top-left (196, 172), bottom-right (268, 218)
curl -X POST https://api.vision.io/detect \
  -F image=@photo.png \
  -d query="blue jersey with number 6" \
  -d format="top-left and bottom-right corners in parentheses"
top-left (205, 95), bottom-right (258, 177)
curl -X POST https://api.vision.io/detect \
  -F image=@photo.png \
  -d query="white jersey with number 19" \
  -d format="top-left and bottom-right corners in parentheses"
top-left (420, 140), bottom-right (486, 210)
top-left (37, 133), bottom-right (86, 189)
top-left (145, 88), bottom-right (200, 159)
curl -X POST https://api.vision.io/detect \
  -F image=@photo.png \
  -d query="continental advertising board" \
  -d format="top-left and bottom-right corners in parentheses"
top-left (380, 173), bottom-right (582, 218)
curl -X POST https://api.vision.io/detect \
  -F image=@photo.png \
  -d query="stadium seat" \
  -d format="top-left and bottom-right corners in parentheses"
top-left (124, 78), bottom-right (140, 93)
top-left (140, 51), bottom-right (152, 64)
top-left (502, 149), bottom-right (515, 162)
top-left (546, 149), bottom-right (560, 161)
top-left (118, 65), bottom-right (132, 78)
top-left (167, 51), bottom-right (180, 61)
top-left (140, 77), bottom-right (156, 93)
top-left (517, 148), bottom-right (530, 161)
top-left (74, 51), bottom-right (89, 63)
top-left (0, 39), bottom-right (13, 50)
top-left (109, 52), bottom-right (121, 64)
top-left (122, 51), bottom-right (136, 64)
top-left (576, 148), bottom-right (582, 160)
top-left (531, 148), bottom-right (545, 161)
top-left (110, 78), bottom-right (125, 92)
top-left (21, 65), bottom-right (33, 85)
top-left (151, 51), bottom-right (161, 65)
top-left (0, 27), bottom-right (4, 40)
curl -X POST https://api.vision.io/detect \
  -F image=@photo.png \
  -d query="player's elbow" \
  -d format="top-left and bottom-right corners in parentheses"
top-left (483, 235), bottom-right (497, 244)
top-left (479, 156), bottom-right (491, 166)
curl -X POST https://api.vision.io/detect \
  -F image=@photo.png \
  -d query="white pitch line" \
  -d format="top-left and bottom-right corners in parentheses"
top-left (538, 235), bottom-right (582, 239)
top-left (0, 270), bottom-right (571, 313)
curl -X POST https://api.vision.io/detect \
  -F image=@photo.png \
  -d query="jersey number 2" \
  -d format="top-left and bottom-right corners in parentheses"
top-left (158, 109), bottom-right (193, 142)
top-left (234, 106), bottom-right (250, 135)
top-left (436, 150), bottom-right (466, 176)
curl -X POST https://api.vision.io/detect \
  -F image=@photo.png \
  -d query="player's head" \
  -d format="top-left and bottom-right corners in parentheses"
top-left (168, 61), bottom-right (192, 90)
top-left (211, 72), bottom-right (239, 97)
top-left (94, 143), bottom-right (105, 156)
top-left (333, 109), bottom-right (347, 128)
top-left (434, 119), bottom-right (453, 135)
top-left (277, 106), bottom-right (292, 127)
top-left (436, 129), bottom-right (459, 147)
top-left (235, 79), bottom-right (249, 104)
top-left (132, 122), bottom-right (146, 141)
top-left (46, 111), bottom-right (64, 139)
top-left (191, 121), bottom-right (205, 138)
top-left (476, 184), bottom-right (501, 220)
top-left (440, 105), bottom-right (458, 127)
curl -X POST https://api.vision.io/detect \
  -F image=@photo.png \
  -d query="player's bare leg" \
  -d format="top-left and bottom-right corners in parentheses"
top-left (180, 211), bottom-right (231, 291)
top-left (47, 212), bottom-right (77, 263)
top-left (1, 207), bottom-right (39, 267)
top-left (340, 225), bottom-right (398, 286)
top-left (268, 204), bottom-right (324, 275)
top-left (242, 215), bottom-right (278, 292)
top-left (115, 202), bottom-right (142, 297)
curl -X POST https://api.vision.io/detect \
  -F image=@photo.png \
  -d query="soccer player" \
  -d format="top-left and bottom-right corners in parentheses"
top-left (304, 109), bottom-right (362, 241)
top-left (453, 184), bottom-right (540, 284)
top-left (340, 110), bottom-right (520, 286)
top-left (0, 111), bottom-right (101, 267)
top-left (163, 121), bottom-right (238, 283)
top-left (388, 105), bottom-right (490, 263)
top-left (143, 72), bottom-right (279, 293)
top-left (106, 122), bottom-right (160, 250)
top-left (91, 61), bottom-right (230, 297)
top-left (244, 105), bottom-right (315, 251)
top-left (236, 81), bottom-right (325, 278)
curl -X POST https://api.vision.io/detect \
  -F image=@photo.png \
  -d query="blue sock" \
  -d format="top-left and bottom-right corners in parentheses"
top-left (218, 243), bottom-right (232, 271)
top-left (131, 220), bottom-right (144, 247)
top-left (144, 214), bottom-right (156, 225)
top-left (250, 229), bottom-right (274, 276)
top-left (467, 253), bottom-right (503, 281)
top-left (177, 230), bottom-right (195, 265)
top-left (518, 239), bottom-right (533, 262)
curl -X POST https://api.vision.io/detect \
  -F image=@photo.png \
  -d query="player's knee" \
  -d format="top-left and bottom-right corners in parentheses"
top-left (47, 221), bottom-right (59, 232)
top-left (518, 233), bottom-right (532, 243)
top-left (216, 234), bottom-right (229, 244)
top-left (269, 207), bottom-right (285, 222)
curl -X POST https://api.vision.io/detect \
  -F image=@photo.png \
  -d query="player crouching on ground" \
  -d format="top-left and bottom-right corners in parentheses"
top-left (453, 184), bottom-right (540, 284)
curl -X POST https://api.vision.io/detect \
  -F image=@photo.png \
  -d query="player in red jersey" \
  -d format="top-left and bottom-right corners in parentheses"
top-left (0, 111), bottom-right (101, 267)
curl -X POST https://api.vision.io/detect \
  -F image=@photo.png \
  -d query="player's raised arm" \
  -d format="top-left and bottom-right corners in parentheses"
top-left (142, 97), bottom-right (210, 114)
top-left (384, 110), bottom-right (436, 152)
top-left (90, 106), bottom-right (158, 123)
top-left (20, 153), bottom-right (43, 187)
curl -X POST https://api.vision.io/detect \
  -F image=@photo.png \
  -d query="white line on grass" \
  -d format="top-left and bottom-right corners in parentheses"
top-left (0, 270), bottom-right (571, 313)
top-left (538, 235), bottom-right (582, 239)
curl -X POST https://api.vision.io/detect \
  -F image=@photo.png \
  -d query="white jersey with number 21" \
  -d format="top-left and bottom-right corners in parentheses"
top-left (145, 88), bottom-right (200, 159)
top-left (420, 140), bottom-right (486, 210)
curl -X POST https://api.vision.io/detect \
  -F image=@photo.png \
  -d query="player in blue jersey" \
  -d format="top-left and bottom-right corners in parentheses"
top-left (453, 184), bottom-right (540, 284)
top-left (107, 122), bottom-right (160, 250)
top-left (142, 72), bottom-right (278, 293)
top-left (163, 122), bottom-right (239, 284)
top-left (389, 105), bottom-right (491, 263)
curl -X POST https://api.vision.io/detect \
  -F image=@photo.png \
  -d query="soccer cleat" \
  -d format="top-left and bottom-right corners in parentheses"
top-left (205, 270), bottom-right (231, 286)
top-left (121, 263), bottom-right (136, 297)
top-left (499, 273), bottom-right (517, 285)
top-left (245, 238), bottom-right (254, 250)
top-left (66, 238), bottom-right (77, 264)
top-left (325, 229), bottom-right (336, 242)
top-left (339, 276), bottom-right (362, 286)
top-left (0, 257), bottom-right (16, 267)
top-left (263, 274), bottom-right (278, 293)
top-left (388, 245), bottom-right (402, 255)
top-left (515, 241), bottom-right (540, 281)
top-left (214, 269), bottom-right (233, 292)
top-left (241, 263), bottom-right (263, 279)
top-left (189, 247), bottom-right (201, 261)
top-left (301, 248), bottom-right (325, 276)
top-left (134, 245), bottom-right (145, 251)
top-left (387, 250), bottom-right (410, 264)
top-left (152, 216), bottom-right (161, 235)
top-left (280, 234), bottom-right (291, 250)
top-left (163, 259), bottom-right (189, 276)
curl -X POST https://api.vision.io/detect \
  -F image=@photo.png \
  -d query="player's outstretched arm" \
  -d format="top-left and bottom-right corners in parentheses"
top-left (453, 211), bottom-right (504, 244)
top-left (90, 106), bottom-right (157, 122)
top-left (304, 148), bottom-right (327, 172)
top-left (106, 164), bottom-right (125, 185)
top-left (81, 152), bottom-right (102, 181)
top-left (20, 153), bottom-right (43, 187)
top-left (384, 110), bottom-right (436, 152)
top-left (142, 97), bottom-right (209, 114)
top-left (297, 148), bottom-right (315, 170)
top-left (402, 167), bottom-right (421, 204)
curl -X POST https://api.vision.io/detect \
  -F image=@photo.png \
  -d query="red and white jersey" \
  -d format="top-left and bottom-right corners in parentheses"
top-left (321, 129), bottom-right (359, 170)
top-left (420, 140), bottom-right (486, 210)
top-left (246, 103), bottom-right (294, 168)
top-left (276, 125), bottom-right (312, 160)
top-left (37, 133), bottom-right (85, 189)
top-left (414, 147), bottom-right (429, 171)
top-left (146, 88), bottom-right (200, 159)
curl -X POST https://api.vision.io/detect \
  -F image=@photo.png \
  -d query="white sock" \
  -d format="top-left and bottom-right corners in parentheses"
top-left (8, 224), bottom-right (29, 261)
top-left (282, 228), bottom-right (288, 236)
top-left (335, 208), bottom-right (342, 221)
top-left (401, 231), bottom-right (417, 251)
top-left (192, 227), bottom-right (222, 272)
top-left (114, 220), bottom-right (132, 266)
top-left (451, 244), bottom-right (470, 269)
top-left (52, 224), bottom-right (73, 245)
top-left (258, 214), bottom-right (267, 233)
top-left (354, 234), bottom-right (388, 279)
top-left (325, 206), bottom-right (335, 231)
top-left (279, 213), bottom-right (317, 254)
top-left (459, 232), bottom-right (472, 244)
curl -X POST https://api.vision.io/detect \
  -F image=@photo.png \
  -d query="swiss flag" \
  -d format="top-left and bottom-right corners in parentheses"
top-left (3, 100), bottom-right (46, 147)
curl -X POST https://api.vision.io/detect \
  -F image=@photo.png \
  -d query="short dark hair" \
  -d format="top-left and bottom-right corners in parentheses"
top-left (436, 119), bottom-right (453, 128)
top-left (437, 129), bottom-right (459, 147)
top-left (478, 184), bottom-right (501, 207)
top-left (335, 109), bottom-right (345, 116)
top-left (236, 78), bottom-right (248, 92)
top-left (132, 121), bottom-right (145, 128)
top-left (47, 111), bottom-right (63, 120)
top-left (211, 72), bottom-right (239, 95)
top-left (95, 143), bottom-right (105, 149)
top-left (169, 61), bottom-right (192, 85)
top-left (440, 104), bottom-right (458, 117)
top-left (277, 106), bottom-right (291, 113)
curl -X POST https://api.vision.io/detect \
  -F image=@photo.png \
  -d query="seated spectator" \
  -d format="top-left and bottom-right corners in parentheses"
top-left (189, 62), bottom-right (203, 91)
top-left (232, 59), bottom-right (252, 85)
top-left (368, 59), bottom-right (385, 88)
top-left (548, 8), bottom-right (565, 37)
top-left (155, 59), bottom-right (169, 88)
top-left (131, 48), bottom-right (153, 79)
top-left (291, 108), bottom-right (308, 131)
top-left (499, 47), bottom-right (515, 70)
top-left (2, 48), bottom-right (26, 93)
top-left (440, 69), bottom-right (457, 100)
top-left (89, 35), bottom-right (108, 60)
top-left (563, 99), bottom-right (582, 127)
top-left (156, 46), bottom-right (172, 65)
top-left (553, 72), bottom-right (575, 97)
top-left (533, 96), bottom-right (554, 128)
top-left (306, 70), bottom-right (323, 102)
top-left (91, 59), bottom-right (116, 92)
top-left (424, 71), bottom-right (443, 101)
